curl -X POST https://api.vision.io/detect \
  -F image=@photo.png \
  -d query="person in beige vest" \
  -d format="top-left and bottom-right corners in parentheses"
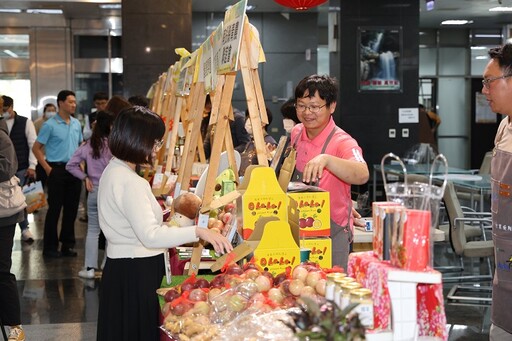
top-left (482, 43), bottom-right (512, 340)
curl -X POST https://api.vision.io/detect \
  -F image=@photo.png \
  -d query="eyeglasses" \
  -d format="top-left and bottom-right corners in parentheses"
top-left (482, 74), bottom-right (512, 89)
top-left (154, 139), bottom-right (165, 151)
top-left (294, 103), bottom-right (327, 114)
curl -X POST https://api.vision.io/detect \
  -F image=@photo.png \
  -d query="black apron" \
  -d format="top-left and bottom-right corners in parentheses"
top-left (291, 127), bottom-right (353, 270)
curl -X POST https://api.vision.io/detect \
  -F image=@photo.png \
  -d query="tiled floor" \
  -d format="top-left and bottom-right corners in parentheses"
top-left (8, 206), bottom-right (492, 340)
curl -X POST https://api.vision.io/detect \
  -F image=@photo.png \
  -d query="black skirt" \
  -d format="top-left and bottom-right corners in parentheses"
top-left (97, 254), bottom-right (165, 341)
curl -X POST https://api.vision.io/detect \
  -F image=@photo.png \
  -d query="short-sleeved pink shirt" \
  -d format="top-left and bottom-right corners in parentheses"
top-left (291, 117), bottom-right (366, 227)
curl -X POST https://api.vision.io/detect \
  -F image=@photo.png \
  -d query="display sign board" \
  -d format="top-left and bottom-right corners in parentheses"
top-left (218, 0), bottom-right (247, 74)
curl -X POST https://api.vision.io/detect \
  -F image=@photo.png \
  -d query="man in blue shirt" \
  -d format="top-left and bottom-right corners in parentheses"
top-left (33, 90), bottom-right (83, 258)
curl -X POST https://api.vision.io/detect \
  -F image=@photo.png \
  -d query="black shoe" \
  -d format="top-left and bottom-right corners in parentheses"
top-left (61, 248), bottom-right (78, 257)
top-left (43, 250), bottom-right (62, 258)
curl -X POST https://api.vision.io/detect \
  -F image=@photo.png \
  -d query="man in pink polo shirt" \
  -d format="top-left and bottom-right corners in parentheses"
top-left (290, 74), bottom-right (369, 269)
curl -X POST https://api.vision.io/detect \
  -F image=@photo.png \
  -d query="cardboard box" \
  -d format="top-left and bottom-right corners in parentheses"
top-left (237, 166), bottom-right (288, 240)
top-left (211, 216), bottom-right (300, 276)
top-left (302, 237), bottom-right (332, 269)
top-left (287, 183), bottom-right (330, 237)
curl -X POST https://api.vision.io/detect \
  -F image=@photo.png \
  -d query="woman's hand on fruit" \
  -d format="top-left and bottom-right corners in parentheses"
top-left (195, 227), bottom-right (233, 254)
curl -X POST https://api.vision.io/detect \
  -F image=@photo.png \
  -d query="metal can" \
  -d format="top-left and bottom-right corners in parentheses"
top-left (340, 281), bottom-right (361, 310)
top-left (350, 288), bottom-right (374, 329)
top-left (325, 273), bottom-right (346, 301)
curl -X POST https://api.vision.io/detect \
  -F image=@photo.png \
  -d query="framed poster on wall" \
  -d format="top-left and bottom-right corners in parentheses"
top-left (358, 26), bottom-right (402, 92)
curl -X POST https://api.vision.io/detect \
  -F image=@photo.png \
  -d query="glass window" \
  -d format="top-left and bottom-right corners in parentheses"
top-left (0, 34), bottom-right (29, 59)
top-left (74, 35), bottom-right (122, 58)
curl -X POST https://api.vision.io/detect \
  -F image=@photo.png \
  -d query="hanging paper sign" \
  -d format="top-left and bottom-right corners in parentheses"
top-left (200, 35), bottom-right (214, 92)
top-left (176, 55), bottom-right (191, 96)
top-left (218, 0), bottom-right (247, 74)
top-left (184, 48), bottom-right (201, 85)
top-left (248, 21), bottom-right (266, 69)
top-left (211, 22), bottom-right (223, 91)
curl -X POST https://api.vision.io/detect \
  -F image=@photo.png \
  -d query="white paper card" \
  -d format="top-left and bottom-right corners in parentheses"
top-left (398, 108), bottom-right (419, 123)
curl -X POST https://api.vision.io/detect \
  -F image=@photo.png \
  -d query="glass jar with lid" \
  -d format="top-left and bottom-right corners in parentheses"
top-left (325, 273), bottom-right (346, 301)
top-left (339, 281), bottom-right (361, 310)
top-left (349, 288), bottom-right (374, 329)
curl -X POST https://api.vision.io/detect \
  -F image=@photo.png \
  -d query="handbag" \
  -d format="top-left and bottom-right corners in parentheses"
top-left (22, 180), bottom-right (47, 214)
top-left (277, 129), bottom-right (302, 192)
top-left (239, 140), bottom-right (257, 176)
top-left (0, 176), bottom-right (27, 218)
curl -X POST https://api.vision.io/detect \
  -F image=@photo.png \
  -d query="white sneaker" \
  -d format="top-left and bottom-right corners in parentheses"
top-left (21, 229), bottom-right (34, 243)
top-left (78, 268), bottom-right (95, 279)
top-left (8, 325), bottom-right (25, 341)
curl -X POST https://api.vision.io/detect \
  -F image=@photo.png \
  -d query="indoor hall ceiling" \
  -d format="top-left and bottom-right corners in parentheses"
top-left (0, 0), bottom-right (510, 29)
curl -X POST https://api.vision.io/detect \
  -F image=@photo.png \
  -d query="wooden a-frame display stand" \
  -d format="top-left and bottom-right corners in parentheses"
top-left (187, 18), bottom-right (269, 275)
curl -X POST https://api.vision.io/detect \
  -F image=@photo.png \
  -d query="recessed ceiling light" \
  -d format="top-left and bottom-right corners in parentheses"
top-left (475, 56), bottom-right (488, 60)
top-left (0, 9), bottom-right (22, 13)
top-left (489, 7), bottom-right (512, 12)
top-left (100, 4), bottom-right (122, 10)
top-left (474, 34), bottom-right (502, 38)
top-left (441, 20), bottom-right (472, 25)
top-left (26, 9), bottom-right (63, 14)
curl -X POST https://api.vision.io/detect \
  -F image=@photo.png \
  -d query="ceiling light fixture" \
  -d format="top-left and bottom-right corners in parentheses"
top-left (470, 46), bottom-right (487, 50)
top-left (441, 20), bottom-right (472, 25)
top-left (100, 4), bottom-right (122, 9)
top-left (26, 9), bottom-right (63, 14)
top-left (3, 50), bottom-right (19, 58)
top-left (474, 34), bottom-right (502, 38)
top-left (0, 9), bottom-right (22, 13)
top-left (489, 6), bottom-right (512, 12)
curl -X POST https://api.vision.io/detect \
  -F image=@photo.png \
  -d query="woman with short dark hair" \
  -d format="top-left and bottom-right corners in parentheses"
top-left (96, 106), bottom-right (232, 341)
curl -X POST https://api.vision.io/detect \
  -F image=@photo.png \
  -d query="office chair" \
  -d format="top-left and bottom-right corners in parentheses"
top-left (456, 151), bottom-right (492, 210)
top-left (443, 181), bottom-right (494, 305)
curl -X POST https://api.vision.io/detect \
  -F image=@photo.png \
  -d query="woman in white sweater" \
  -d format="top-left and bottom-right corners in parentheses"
top-left (96, 106), bottom-right (232, 341)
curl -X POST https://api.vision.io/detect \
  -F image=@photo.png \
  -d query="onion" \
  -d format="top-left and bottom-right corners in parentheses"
top-left (210, 274), bottom-right (225, 288)
top-left (315, 278), bottom-right (327, 296)
top-left (227, 276), bottom-right (242, 288)
top-left (261, 270), bottom-right (274, 283)
top-left (282, 296), bottom-right (297, 308)
top-left (289, 279), bottom-right (305, 296)
top-left (189, 288), bottom-right (208, 302)
top-left (244, 268), bottom-right (260, 280)
top-left (292, 266), bottom-right (308, 283)
top-left (180, 282), bottom-right (195, 293)
top-left (273, 272), bottom-right (287, 286)
top-left (268, 287), bottom-right (284, 304)
top-left (192, 301), bottom-right (210, 315)
top-left (306, 271), bottom-right (322, 288)
top-left (195, 278), bottom-right (210, 289)
top-left (236, 281), bottom-right (259, 297)
top-left (208, 287), bottom-right (222, 302)
top-left (171, 302), bottom-right (193, 316)
top-left (243, 262), bottom-right (259, 271)
top-left (226, 264), bottom-right (244, 276)
top-left (300, 285), bottom-right (316, 298)
top-left (254, 275), bottom-right (272, 293)
top-left (249, 292), bottom-right (266, 305)
top-left (164, 289), bottom-right (180, 303)
top-left (161, 302), bottom-right (173, 317)
top-left (208, 217), bottom-right (217, 229)
top-left (228, 294), bottom-right (247, 312)
top-left (280, 279), bottom-right (292, 296)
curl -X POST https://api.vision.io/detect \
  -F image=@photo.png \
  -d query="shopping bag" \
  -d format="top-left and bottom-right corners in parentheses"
top-left (277, 145), bottom-right (296, 192)
top-left (22, 181), bottom-right (47, 213)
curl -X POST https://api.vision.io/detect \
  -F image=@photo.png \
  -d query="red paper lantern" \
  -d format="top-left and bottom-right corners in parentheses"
top-left (273, 0), bottom-right (328, 11)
